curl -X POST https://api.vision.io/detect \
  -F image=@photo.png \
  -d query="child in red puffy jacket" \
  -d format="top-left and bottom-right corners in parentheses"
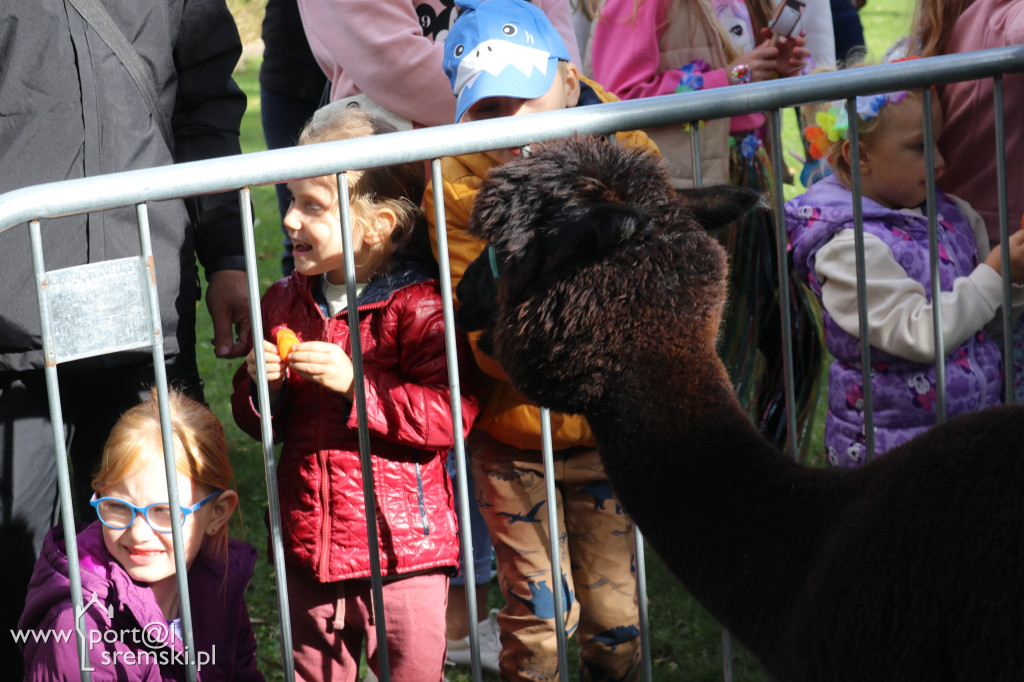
top-left (231, 106), bottom-right (478, 681)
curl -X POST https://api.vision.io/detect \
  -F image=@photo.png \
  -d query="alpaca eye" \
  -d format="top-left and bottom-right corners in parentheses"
top-left (503, 24), bottom-right (517, 36)
top-left (454, 44), bottom-right (464, 57)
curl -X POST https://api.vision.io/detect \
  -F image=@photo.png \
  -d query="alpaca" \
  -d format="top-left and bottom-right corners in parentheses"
top-left (456, 135), bottom-right (1024, 681)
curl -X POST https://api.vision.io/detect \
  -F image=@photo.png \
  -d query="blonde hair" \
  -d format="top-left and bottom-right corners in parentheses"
top-left (800, 58), bottom-right (925, 189)
top-left (92, 388), bottom-right (236, 564)
top-left (822, 90), bottom-right (925, 188)
top-left (910, 0), bottom-right (976, 58)
top-left (297, 108), bottom-right (426, 260)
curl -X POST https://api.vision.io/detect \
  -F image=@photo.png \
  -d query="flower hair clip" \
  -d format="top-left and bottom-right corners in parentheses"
top-left (674, 60), bottom-right (712, 94)
top-left (854, 90), bottom-right (908, 123)
top-left (805, 107), bottom-right (848, 159)
top-left (803, 56), bottom-right (930, 158)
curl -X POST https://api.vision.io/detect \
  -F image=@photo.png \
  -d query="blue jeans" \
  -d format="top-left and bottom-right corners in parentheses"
top-left (831, 0), bottom-right (866, 63)
top-left (446, 450), bottom-right (494, 586)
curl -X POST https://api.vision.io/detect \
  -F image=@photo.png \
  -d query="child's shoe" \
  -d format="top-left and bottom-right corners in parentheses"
top-left (445, 608), bottom-right (501, 674)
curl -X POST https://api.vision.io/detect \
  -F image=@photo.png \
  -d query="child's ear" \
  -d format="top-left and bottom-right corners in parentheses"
top-left (563, 63), bottom-right (581, 108)
top-left (842, 140), bottom-right (870, 175)
top-left (364, 208), bottom-right (398, 246)
top-left (205, 490), bottom-right (238, 536)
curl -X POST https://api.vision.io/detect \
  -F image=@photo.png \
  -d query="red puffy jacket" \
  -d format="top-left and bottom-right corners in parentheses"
top-left (231, 256), bottom-right (479, 582)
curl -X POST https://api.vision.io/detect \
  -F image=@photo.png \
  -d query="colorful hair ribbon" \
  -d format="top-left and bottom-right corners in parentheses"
top-left (803, 56), bottom-right (926, 158)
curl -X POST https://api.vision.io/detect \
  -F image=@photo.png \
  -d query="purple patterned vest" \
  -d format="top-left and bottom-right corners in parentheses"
top-left (786, 176), bottom-right (1003, 467)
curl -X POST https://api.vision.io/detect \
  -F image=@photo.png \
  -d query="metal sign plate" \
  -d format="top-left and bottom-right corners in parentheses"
top-left (43, 257), bottom-right (154, 363)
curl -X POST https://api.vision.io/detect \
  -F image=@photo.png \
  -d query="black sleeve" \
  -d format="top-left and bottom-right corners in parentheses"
top-left (172, 0), bottom-right (248, 276)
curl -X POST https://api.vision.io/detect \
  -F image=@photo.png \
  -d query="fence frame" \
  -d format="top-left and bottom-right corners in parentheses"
top-left (2, 45), bottom-right (1021, 682)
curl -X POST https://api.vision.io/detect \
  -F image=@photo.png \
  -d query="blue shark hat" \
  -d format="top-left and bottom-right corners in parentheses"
top-left (443, 0), bottom-right (571, 123)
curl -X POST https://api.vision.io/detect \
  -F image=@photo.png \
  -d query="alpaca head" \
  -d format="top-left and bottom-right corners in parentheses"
top-left (458, 135), bottom-right (761, 414)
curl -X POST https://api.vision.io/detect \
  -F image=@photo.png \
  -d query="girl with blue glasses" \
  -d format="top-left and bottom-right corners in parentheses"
top-left (18, 389), bottom-right (265, 680)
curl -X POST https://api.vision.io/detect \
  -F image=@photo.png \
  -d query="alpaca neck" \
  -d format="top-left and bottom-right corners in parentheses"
top-left (585, 341), bottom-right (839, 656)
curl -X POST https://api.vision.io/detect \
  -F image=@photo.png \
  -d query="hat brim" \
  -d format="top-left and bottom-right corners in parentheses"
top-left (455, 56), bottom-right (562, 123)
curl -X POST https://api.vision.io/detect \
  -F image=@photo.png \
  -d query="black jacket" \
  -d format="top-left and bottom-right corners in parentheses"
top-left (0, 0), bottom-right (246, 371)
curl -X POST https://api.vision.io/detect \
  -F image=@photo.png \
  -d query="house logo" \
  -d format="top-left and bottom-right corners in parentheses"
top-left (74, 592), bottom-right (112, 671)
top-left (76, 591), bottom-right (114, 621)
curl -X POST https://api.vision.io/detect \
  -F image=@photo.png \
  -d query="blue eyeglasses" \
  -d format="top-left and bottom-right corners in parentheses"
top-left (90, 491), bottom-right (223, 533)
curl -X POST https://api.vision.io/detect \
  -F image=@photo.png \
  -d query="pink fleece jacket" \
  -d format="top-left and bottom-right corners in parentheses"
top-left (297, 0), bottom-right (583, 128)
top-left (937, 0), bottom-right (1024, 245)
top-left (590, 0), bottom-right (763, 133)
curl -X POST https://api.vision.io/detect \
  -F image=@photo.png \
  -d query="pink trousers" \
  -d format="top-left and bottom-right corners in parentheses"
top-left (288, 568), bottom-right (449, 682)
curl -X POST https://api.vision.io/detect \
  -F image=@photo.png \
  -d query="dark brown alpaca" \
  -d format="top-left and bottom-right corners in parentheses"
top-left (457, 135), bottom-right (1024, 681)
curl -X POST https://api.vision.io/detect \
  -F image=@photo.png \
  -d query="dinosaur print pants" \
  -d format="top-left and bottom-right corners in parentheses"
top-left (468, 431), bottom-right (641, 682)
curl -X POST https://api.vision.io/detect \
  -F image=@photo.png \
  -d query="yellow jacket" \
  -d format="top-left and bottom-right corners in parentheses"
top-left (425, 76), bottom-right (659, 451)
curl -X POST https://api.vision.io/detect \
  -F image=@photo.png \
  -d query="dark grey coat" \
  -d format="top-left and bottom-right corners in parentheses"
top-left (0, 0), bottom-right (247, 371)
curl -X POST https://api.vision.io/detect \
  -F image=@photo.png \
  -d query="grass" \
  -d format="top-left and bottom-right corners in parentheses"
top-left (209, 2), bottom-right (915, 679)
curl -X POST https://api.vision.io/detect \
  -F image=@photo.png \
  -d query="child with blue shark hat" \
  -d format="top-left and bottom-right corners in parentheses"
top-left (443, 0), bottom-right (571, 124)
top-left (428, 0), bottom-right (660, 678)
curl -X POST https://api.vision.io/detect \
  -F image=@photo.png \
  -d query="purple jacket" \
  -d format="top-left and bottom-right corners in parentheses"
top-left (786, 175), bottom-right (1003, 466)
top-left (19, 522), bottom-right (263, 681)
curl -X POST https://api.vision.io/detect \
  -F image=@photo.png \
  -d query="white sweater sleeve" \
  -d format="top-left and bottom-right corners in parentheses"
top-left (815, 229), bottom-right (1009, 363)
top-left (951, 193), bottom-right (1024, 333)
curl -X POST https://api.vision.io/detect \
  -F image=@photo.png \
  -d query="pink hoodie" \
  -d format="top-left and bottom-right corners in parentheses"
top-left (590, 0), bottom-right (764, 133)
top-left (937, 0), bottom-right (1024, 245)
top-left (297, 0), bottom-right (583, 127)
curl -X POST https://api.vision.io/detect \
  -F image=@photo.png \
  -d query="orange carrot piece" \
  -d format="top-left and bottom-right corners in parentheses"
top-left (277, 328), bottom-right (300, 363)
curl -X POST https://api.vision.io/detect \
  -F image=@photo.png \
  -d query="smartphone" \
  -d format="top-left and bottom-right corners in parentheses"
top-left (768, 0), bottom-right (806, 38)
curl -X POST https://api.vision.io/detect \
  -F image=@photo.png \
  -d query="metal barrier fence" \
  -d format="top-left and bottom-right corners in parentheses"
top-left (1, 44), bottom-right (1021, 681)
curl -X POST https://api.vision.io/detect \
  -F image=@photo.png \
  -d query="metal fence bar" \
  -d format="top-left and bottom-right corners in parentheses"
top-left (994, 75), bottom-right (1014, 404)
top-left (240, 186), bottom-right (297, 681)
top-left (685, 115), bottom-right (729, 682)
top-left (428, 156), bottom-right (485, 681)
top-left (768, 109), bottom-right (800, 460)
top-left (922, 88), bottom-right (948, 422)
top-left (29, 219), bottom-right (91, 682)
top-left (336, 172), bottom-right (392, 678)
top-left (137, 202), bottom-right (201, 682)
top-left (4, 49), bottom-right (1021, 235)
top-left (539, 407), bottom-right (571, 674)
top-left (845, 98), bottom-right (877, 462)
top-left (634, 525), bottom-right (653, 682)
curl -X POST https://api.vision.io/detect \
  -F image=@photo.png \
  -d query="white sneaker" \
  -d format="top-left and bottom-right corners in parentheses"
top-left (445, 608), bottom-right (501, 674)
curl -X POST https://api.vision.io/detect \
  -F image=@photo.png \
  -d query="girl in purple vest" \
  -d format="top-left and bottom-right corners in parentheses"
top-left (786, 79), bottom-right (1024, 468)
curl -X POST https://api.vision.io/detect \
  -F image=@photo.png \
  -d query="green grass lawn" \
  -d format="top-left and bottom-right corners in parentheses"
top-left (209, 2), bottom-right (914, 679)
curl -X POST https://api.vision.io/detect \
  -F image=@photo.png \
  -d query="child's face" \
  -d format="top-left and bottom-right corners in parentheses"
top-left (284, 176), bottom-right (375, 283)
top-left (859, 96), bottom-right (945, 210)
top-left (97, 456), bottom-right (218, 612)
top-left (461, 64), bottom-right (581, 166)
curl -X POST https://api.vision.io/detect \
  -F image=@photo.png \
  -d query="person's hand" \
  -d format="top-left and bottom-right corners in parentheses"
top-left (759, 27), bottom-right (809, 77)
top-left (985, 229), bottom-right (1024, 285)
top-left (245, 340), bottom-right (286, 404)
top-left (286, 341), bottom-right (356, 399)
top-left (206, 269), bottom-right (252, 358)
top-left (728, 38), bottom-right (799, 84)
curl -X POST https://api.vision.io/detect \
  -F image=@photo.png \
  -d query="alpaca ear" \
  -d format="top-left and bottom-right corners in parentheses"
top-left (542, 202), bottom-right (651, 266)
top-left (675, 185), bottom-right (764, 229)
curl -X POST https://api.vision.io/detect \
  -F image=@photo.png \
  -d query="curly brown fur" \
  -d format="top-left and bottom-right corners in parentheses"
top-left (464, 135), bottom-right (1024, 681)
top-left (463, 135), bottom-right (757, 411)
